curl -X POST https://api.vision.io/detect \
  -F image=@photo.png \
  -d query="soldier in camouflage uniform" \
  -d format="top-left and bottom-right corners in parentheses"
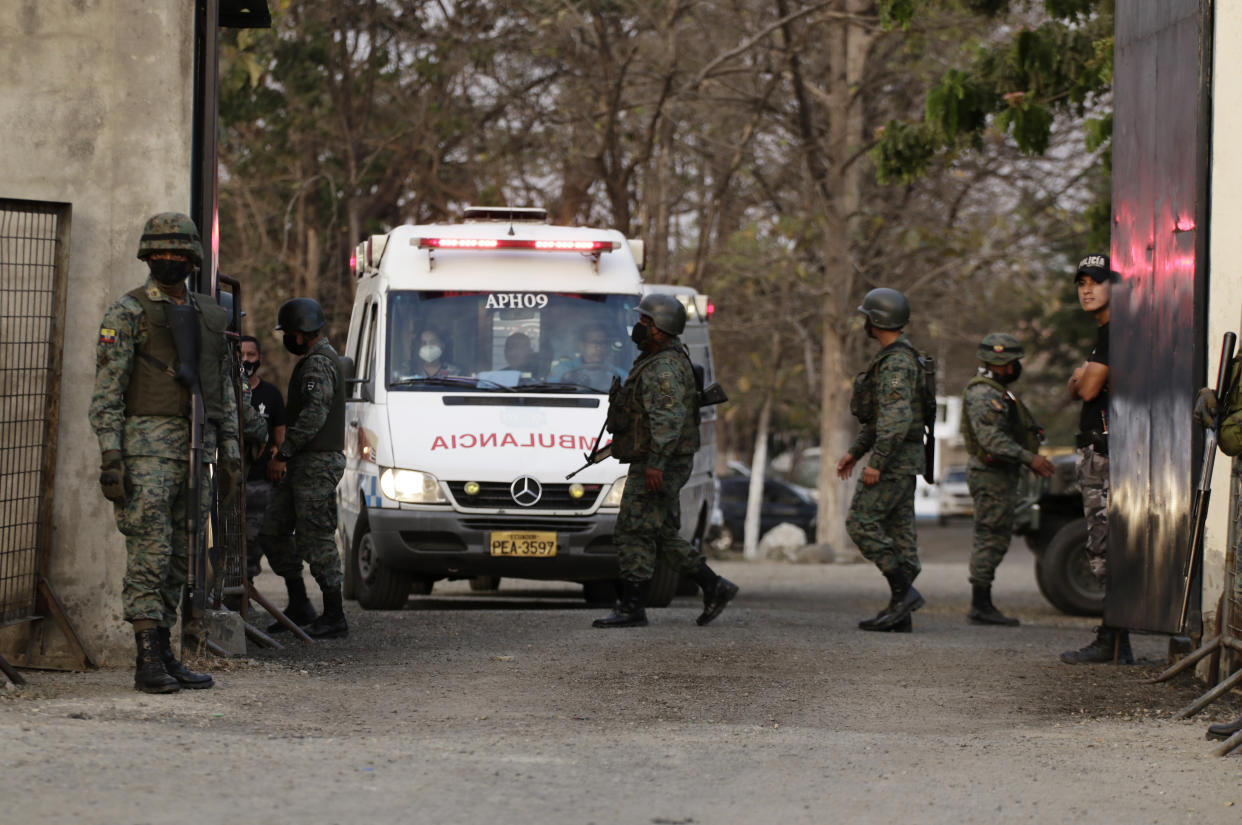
top-left (593, 293), bottom-right (738, 628)
top-left (1060, 255), bottom-right (1132, 664)
top-left (89, 213), bottom-right (240, 693)
top-left (259, 297), bottom-right (349, 639)
top-left (960, 333), bottom-right (1055, 626)
top-left (838, 288), bottom-right (926, 632)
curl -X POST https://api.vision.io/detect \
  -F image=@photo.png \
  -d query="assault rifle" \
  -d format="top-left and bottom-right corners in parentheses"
top-left (166, 300), bottom-right (207, 632)
top-left (1178, 331), bottom-right (1239, 632)
top-left (566, 419), bottom-right (611, 481)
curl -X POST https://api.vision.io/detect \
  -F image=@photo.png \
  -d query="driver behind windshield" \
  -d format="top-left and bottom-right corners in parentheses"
top-left (549, 325), bottom-right (627, 388)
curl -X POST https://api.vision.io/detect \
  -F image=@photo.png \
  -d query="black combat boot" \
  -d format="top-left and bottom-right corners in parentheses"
top-left (862, 570), bottom-right (924, 632)
top-left (689, 559), bottom-right (739, 626)
top-left (156, 626), bottom-right (214, 689)
top-left (592, 579), bottom-right (648, 628)
top-left (967, 584), bottom-right (1020, 627)
top-left (133, 627), bottom-right (180, 694)
top-left (267, 576), bottom-right (319, 633)
top-left (1061, 626), bottom-right (1135, 664)
top-left (304, 589), bottom-right (349, 639)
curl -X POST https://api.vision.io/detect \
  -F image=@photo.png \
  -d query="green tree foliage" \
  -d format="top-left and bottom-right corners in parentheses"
top-left (873, 0), bottom-right (1113, 184)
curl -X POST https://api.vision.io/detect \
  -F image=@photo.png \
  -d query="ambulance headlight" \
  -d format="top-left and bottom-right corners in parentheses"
top-left (600, 477), bottom-right (628, 508)
top-left (379, 468), bottom-right (447, 504)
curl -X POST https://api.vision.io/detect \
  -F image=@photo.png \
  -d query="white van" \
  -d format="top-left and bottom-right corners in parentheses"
top-left (336, 207), bottom-right (718, 609)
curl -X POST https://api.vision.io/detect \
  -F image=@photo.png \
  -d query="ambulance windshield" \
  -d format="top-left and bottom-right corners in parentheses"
top-left (387, 290), bottom-right (639, 392)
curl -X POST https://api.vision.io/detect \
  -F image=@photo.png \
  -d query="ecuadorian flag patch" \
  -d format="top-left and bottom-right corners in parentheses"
top-left (99, 327), bottom-right (117, 344)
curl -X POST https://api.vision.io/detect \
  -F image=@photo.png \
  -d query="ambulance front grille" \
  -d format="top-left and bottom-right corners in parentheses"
top-left (448, 481), bottom-right (602, 511)
top-left (458, 518), bottom-right (594, 533)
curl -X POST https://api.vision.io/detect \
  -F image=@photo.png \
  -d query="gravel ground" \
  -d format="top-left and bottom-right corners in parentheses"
top-left (3, 523), bottom-right (1241, 825)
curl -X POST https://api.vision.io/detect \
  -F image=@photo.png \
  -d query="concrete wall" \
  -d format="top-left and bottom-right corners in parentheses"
top-left (0, 2), bottom-right (195, 664)
top-left (1205, 4), bottom-right (1242, 635)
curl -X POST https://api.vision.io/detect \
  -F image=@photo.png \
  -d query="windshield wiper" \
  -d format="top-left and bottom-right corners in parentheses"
top-left (389, 376), bottom-right (515, 392)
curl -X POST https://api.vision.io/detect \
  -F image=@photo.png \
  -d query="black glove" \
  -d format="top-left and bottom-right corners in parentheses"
top-left (216, 458), bottom-right (242, 501)
top-left (1194, 387), bottom-right (1219, 429)
top-left (99, 450), bottom-right (130, 503)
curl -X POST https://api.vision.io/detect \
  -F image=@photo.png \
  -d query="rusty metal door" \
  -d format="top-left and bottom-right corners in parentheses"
top-left (1109, 1), bottom-right (1212, 633)
top-left (0, 200), bottom-right (70, 631)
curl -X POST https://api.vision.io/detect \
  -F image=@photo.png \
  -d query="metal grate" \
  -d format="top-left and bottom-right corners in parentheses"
top-left (0, 200), bottom-right (68, 626)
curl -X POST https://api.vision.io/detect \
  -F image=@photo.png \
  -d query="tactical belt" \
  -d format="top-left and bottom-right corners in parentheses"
top-left (1076, 431), bottom-right (1108, 456)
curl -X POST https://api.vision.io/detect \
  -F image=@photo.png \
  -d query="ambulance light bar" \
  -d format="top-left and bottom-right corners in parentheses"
top-left (414, 237), bottom-right (619, 252)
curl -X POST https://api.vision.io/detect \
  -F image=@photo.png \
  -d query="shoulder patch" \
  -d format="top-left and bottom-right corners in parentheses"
top-left (305, 378), bottom-right (318, 393)
top-left (99, 327), bottom-right (116, 345)
top-left (989, 398), bottom-right (1005, 412)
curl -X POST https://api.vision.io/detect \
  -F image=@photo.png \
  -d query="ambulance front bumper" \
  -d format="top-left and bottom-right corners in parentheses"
top-left (365, 507), bottom-right (622, 581)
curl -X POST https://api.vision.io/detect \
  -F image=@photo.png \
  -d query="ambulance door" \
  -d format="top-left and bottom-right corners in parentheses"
top-left (341, 295), bottom-right (380, 598)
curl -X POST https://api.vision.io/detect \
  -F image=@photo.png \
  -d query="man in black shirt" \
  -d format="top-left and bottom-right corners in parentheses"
top-left (1061, 254), bottom-right (1132, 664)
top-left (239, 335), bottom-right (286, 580)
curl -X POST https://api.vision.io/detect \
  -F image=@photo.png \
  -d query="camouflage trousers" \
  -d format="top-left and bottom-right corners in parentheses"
top-left (259, 451), bottom-right (345, 590)
top-left (615, 455), bottom-right (704, 583)
top-left (1076, 445), bottom-right (1109, 585)
top-left (244, 477), bottom-right (274, 579)
top-left (846, 472), bottom-right (921, 579)
top-left (966, 465), bottom-right (1019, 586)
top-left (112, 455), bottom-right (210, 626)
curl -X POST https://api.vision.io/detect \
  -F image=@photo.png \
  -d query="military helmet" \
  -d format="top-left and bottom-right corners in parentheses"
top-left (136, 212), bottom-right (203, 264)
top-left (856, 287), bottom-right (910, 330)
top-left (977, 332), bottom-right (1024, 366)
top-left (635, 293), bottom-right (687, 336)
top-left (276, 297), bottom-right (326, 333)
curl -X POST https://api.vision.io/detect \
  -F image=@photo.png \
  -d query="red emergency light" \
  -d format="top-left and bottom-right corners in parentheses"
top-left (416, 237), bottom-right (619, 252)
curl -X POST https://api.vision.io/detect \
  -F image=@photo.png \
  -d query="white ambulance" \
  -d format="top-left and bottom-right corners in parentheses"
top-left (336, 207), bottom-right (718, 609)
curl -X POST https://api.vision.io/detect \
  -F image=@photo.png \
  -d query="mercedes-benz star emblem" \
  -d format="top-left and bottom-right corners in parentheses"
top-left (510, 476), bottom-right (543, 507)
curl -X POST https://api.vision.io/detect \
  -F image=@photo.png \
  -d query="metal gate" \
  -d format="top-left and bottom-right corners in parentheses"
top-left (0, 198), bottom-right (91, 679)
top-left (1109, 0), bottom-right (1212, 633)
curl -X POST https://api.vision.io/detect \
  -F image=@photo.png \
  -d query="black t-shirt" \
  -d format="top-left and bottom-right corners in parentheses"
top-left (1078, 322), bottom-right (1109, 436)
top-left (247, 378), bottom-right (287, 481)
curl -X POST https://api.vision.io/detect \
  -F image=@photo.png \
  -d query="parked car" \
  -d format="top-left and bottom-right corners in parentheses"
top-left (937, 465), bottom-right (973, 525)
top-left (1012, 453), bottom-right (1104, 616)
top-left (708, 476), bottom-right (818, 552)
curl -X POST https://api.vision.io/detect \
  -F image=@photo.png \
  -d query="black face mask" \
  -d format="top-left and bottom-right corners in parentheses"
top-left (241, 360), bottom-right (260, 377)
top-left (149, 259), bottom-right (192, 285)
top-left (283, 333), bottom-right (309, 356)
top-left (630, 323), bottom-right (650, 346)
top-left (996, 362), bottom-right (1022, 385)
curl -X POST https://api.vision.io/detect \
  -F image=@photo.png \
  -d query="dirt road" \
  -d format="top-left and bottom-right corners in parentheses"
top-left (3, 524), bottom-right (1240, 824)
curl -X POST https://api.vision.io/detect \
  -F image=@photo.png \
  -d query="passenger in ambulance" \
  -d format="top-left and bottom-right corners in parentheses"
top-left (501, 332), bottom-right (542, 379)
top-left (411, 328), bottom-right (460, 378)
top-left (548, 325), bottom-right (627, 389)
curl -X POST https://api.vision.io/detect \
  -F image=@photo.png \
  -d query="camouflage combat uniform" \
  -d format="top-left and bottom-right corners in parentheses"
top-left (845, 335), bottom-right (925, 579)
top-left (612, 339), bottom-right (702, 583)
top-left (1076, 321), bottom-right (1110, 585)
top-left (960, 375), bottom-right (1042, 586)
top-left (258, 337), bottom-right (346, 590)
top-left (89, 279), bottom-right (240, 626)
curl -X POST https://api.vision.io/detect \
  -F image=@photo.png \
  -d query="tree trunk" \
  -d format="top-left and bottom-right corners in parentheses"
top-left (744, 392), bottom-right (773, 561)
top-left (812, 0), bottom-right (874, 562)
